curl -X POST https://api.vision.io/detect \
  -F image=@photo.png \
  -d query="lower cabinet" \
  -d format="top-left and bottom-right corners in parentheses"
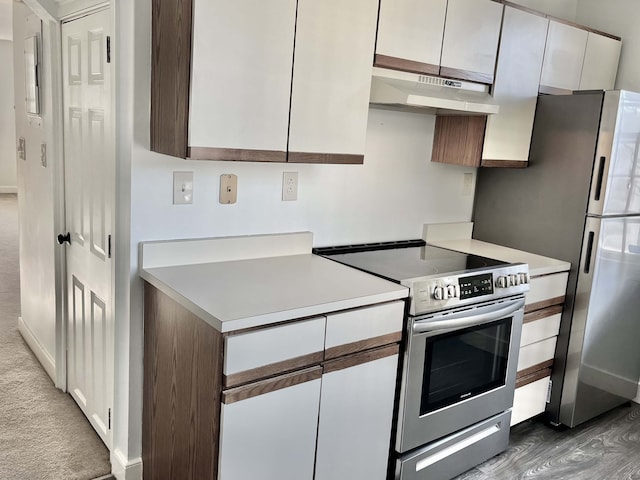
top-left (143, 283), bottom-right (404, 480)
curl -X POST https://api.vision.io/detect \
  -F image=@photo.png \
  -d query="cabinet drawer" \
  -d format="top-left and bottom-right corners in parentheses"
top-left (521, 309), bottom-right (562, 347)
top-left (526, 272), bottom-right (568, 311)
top-left (517, 336), bottom-right (557, 373)
top-left (325, 301), bottom-right (404, 359)
top-left (224, 317), bottom-right (325, 387)
top-left (512, 376), bottom-right (550, 426)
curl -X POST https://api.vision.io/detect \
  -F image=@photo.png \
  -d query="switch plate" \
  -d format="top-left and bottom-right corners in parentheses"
top-left (18, 138), bottom-right (25, 160)
top-left (173, 171), bottom-right (193, 205)
top-left (40, 142), bottom-right (47, 167)
top-left (220, 174), bottom-right (237, 204)
top-left (282, 172), bottom-right (298, 201)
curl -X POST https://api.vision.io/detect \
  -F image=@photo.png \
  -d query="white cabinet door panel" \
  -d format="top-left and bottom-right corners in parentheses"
top-left (527, 273), bottom-right (569, 306)
top-left (540, 21), bottom-right (588, 91)
top-left (224, 317), bottom-right (325, 376)
top-left (376, 0), bottom-right (447, 69)
top-left (315, 354), bottom-right (398, 480)
top-left (521, 313), bottom-right (562, 348)
top-left (289, 0), bottom-right (378, 155)
top-left (189, 0), bottom-right (296, 151)
top-left (518, 337), bottom-right (557, 372)
top-left (483, 7), bottom-right (548, 162)
top-left (325, 301), bottom-right (403, 350)
top-left (580, 32), bottom-right (621, 90)
top-left (511, 377), bottom-right (550, 426)
top-left (440, 0), bottom-right (503, 80)
top-left (219, 372), bottom-right (321, 480)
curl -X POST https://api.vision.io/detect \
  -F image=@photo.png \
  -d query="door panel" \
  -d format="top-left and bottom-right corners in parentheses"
top-left (62, 9), bottom-right (113, 449)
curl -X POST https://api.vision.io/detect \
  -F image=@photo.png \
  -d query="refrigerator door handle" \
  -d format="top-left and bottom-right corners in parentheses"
top-left (594, 157), bottom-right (606, 202)
top-left (584, 231), bottom-right (595, 274)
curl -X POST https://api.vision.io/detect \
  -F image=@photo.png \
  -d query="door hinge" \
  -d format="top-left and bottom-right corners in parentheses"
top-left (108, 408), bottom-right (111, 430)
top-left (106, 36), bottom-right (111, 63)
top-left (108, 234), bottom-right (112, 258)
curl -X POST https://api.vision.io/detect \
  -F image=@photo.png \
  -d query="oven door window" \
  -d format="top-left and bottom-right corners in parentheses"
top-left (420, 318), bottom-right (512, 415)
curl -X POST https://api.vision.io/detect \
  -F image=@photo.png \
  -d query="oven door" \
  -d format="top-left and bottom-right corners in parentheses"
top-left (396, 297), bottom-right (524, 453)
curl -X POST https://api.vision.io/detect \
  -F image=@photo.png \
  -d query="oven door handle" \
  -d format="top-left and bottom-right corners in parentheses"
top-left (412, 298), bottom-right (525, 334)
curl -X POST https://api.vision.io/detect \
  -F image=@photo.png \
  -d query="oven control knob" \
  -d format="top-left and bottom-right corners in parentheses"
top-left (433, 286), bottom-right (447, 300)
top-left (496, 276), bottom-right (508, 288)
top-left (447, 284), bottom-right (460, 298)
top-left (519, 272), bottom-right (530, 284)
top-left (509, 274), bottom-right (520, 286)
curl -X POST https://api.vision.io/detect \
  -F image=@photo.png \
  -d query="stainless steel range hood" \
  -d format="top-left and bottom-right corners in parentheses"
top-left (370, 67), bottom-right (499, 115)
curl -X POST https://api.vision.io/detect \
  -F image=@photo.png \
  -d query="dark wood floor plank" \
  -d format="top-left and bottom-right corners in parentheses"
top-left (453, 402), bottom-right (640, 480)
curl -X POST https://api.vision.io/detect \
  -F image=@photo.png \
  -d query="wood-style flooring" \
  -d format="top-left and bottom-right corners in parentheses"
top-left (454, 402), bottom-right (640, 480)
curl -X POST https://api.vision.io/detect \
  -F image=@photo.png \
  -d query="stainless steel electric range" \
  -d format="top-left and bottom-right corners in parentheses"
top-left (314, 240), bottom-right (530, 480)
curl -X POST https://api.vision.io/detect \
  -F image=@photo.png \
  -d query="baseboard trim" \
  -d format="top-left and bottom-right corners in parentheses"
top-left (18, 316), bottom-right (56, 383)
top-left (111, 449), bottom-right (142, 480)
top-left (0, 187), bottom-right (17, 194)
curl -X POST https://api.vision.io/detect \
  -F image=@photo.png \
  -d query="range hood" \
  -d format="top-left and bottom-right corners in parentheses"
top-left (370, 67), bottom-right (499, 115)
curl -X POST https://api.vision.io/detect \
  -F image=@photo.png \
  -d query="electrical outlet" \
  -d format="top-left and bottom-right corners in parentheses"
top-left (18, 138), bottom-right (26, 160)
top-left (40, 142), bottom-right (47, 167)
top-left (220, 174), bottom-right (237, 204)
top-left (463, 172), bottom-right (474, 196)
top-left (173, 171), bottom-right (193, 205)
top-left (282, 172), bottom-right (298, 201)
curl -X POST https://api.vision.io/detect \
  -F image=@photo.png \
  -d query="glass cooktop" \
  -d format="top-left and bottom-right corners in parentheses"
top-left (313, 240), bottom-right (506, 283)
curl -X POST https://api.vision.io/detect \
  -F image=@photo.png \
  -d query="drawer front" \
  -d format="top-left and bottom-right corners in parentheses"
top-left (521, 312), bottom-right (562, 347)
top-left (518, 337), bottom-right (557, 372)
top-left (526, 273), bottom-right (568, 310)
top-left (512, 376), bottom-right (550, 426)
top-left (224, 317), bottom-right (325, 386)
top-left (325, 301), bottom-right (404, 359)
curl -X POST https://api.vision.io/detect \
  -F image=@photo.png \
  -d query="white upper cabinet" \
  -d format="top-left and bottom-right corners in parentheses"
top-left (189, 0), bottom-right (297, 158)
top-left (540, 20), bottom-right (588, 92)
top-left (482, 6), bottom-right (549, 165)
top-left (288, 0), bottom-right (378, 162)
top-left (440, 0), bottom-right (504, 83)
top-left (579, 32), bottom-right (621, 90)
top-left (375, 0), bottom-right (448, 74)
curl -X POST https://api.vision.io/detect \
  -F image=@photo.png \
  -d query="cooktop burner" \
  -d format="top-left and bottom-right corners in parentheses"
top-left (313, 240), bottom-right (506, 283)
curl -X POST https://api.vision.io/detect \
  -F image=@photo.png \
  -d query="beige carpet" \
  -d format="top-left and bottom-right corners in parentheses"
top-left (0, 194), bottom-right (112, 480)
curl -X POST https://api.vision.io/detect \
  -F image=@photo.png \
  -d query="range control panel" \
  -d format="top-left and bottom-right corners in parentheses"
top-left (409, 264), bottom-right (530, 316)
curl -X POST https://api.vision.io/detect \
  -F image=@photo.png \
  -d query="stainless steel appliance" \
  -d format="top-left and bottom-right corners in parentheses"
top-left (473, 90), bottom-right (640, 428)
top-left (314, 241), bottom-right (530, 480)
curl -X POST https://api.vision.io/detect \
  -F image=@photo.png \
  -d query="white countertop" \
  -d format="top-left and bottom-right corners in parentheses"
top-left (140, 253), bottom-right (408, 333)
top-left (428, 238), bottom-right (571, 277)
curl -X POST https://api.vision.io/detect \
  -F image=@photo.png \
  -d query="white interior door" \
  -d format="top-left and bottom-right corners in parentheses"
top-left (61, 8), bottom-right (114, 449)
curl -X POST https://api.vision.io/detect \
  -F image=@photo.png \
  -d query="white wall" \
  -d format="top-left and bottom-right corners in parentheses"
top-left (576, 0), bottom-right (640, 92)
top-left (13, 3), bottom-right (59, 382)
top-left (0, 0), bottom-right (12, 41)
top-left (0, 39), bottom-right (16, 192)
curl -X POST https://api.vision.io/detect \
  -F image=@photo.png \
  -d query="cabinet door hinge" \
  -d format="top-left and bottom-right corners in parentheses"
top-left (108, 234), bottom-right (112, 258)
top-left (108, 408), bottom-right (111, 430)
top-left (106, 36), bottom-right (111, 63)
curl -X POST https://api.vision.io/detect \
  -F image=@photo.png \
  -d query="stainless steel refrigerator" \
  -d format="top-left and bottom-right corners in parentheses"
top-left (473, 90), bottom-right (640, 428)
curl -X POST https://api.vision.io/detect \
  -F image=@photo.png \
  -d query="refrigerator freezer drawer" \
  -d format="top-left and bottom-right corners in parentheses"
top-left (396, 411), bottom-right (511, 480)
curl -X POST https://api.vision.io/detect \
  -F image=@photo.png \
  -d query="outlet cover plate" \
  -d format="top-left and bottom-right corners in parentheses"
top-left (220, 174), bottom-right (238, 204)
top-left (282, 172), bottom-right (298, 201)
top-left (173, 171), bottom-right (193, 205)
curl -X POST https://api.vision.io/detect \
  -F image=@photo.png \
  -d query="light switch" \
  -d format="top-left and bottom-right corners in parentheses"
top-left (40, 142), bottom-right (47, 167)
top-left (173, 171), bottom-right (193, 205)
top-left (18, 138), bottom-right (26, 160)
top-left (220, 174), bottom-right (237, 204)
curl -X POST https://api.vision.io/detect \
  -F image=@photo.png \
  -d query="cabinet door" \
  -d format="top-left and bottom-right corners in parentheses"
top-left (579, 32), bottom-right (621, 90)
top-left (440, 0), bottom-right (503, 84)
top-left (219, 368), bottom-right (322, 480)
top-left (482, 6), bottom-right (548, 165)
top-left (539, 21), bottom-right (588, 93)
top-left (288, 0), bottom-right (378, 163)
top-left (315, 346), bottom-right (399, 480)
top-left (375, 0), bottom-right (447, 75)
top-left (188, 0), bottom-right (296, 161)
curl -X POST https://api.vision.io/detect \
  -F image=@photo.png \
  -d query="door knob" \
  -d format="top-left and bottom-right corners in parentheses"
top-left (57, 232), bottom-right (71, 245)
